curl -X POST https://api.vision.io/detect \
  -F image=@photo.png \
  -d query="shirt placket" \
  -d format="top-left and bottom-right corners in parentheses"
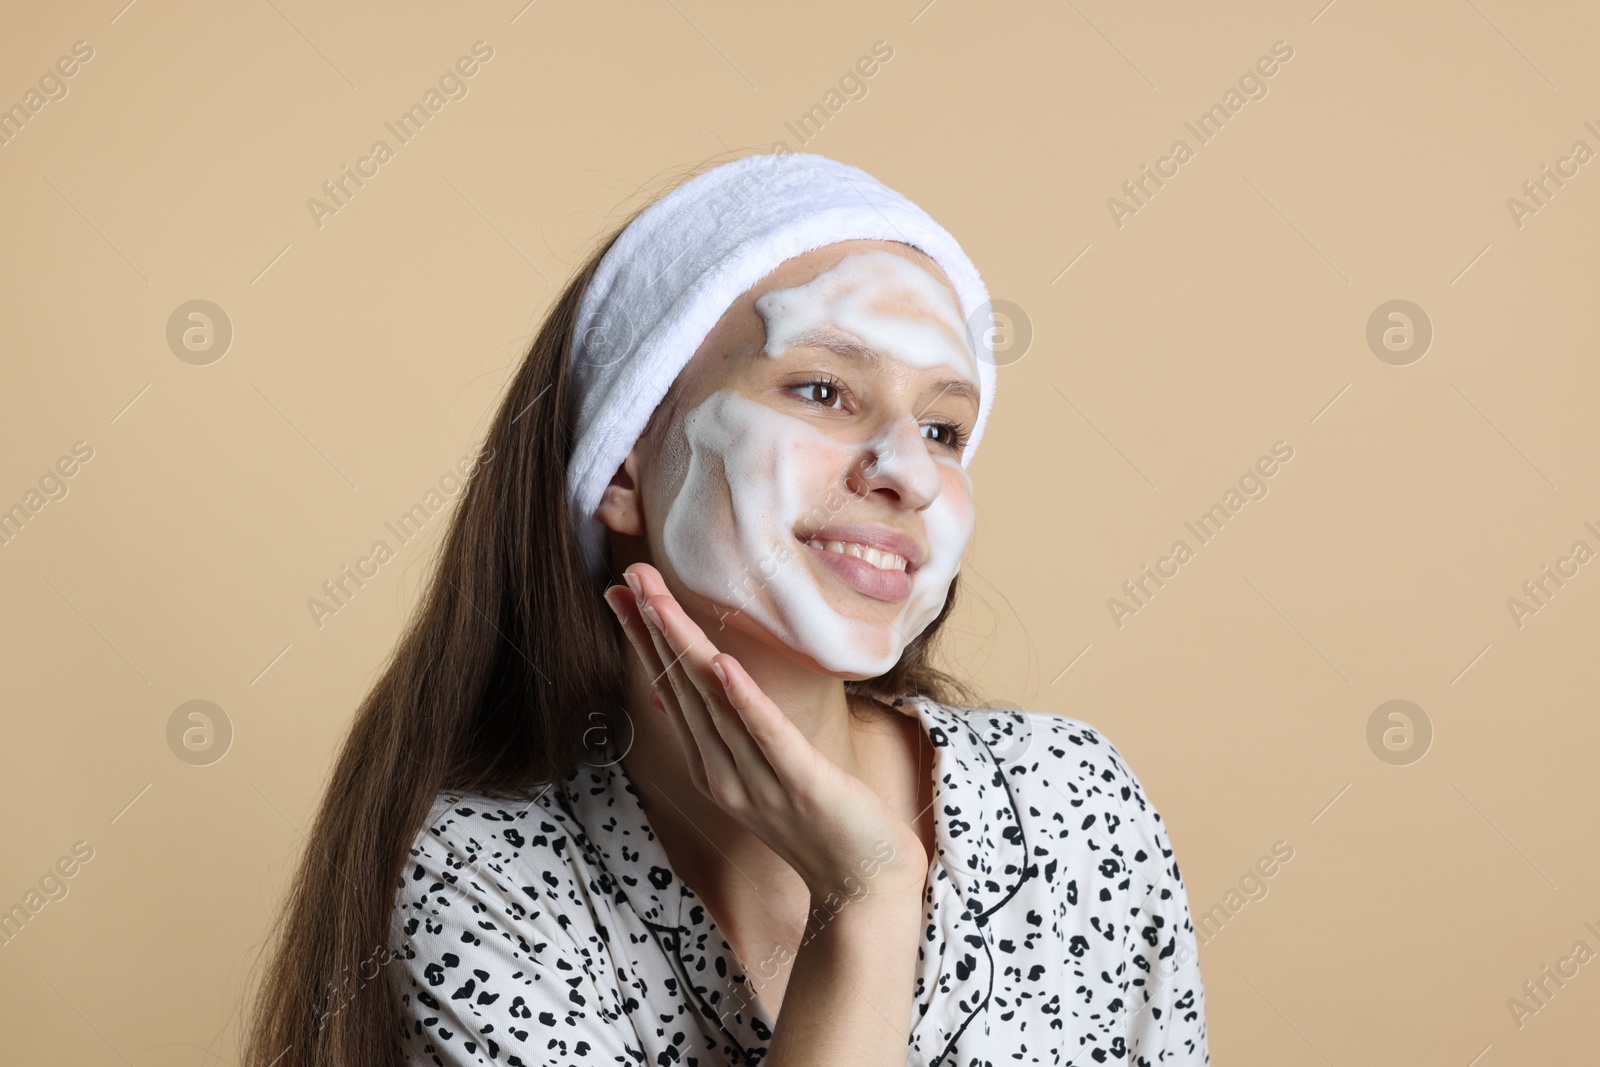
top-left (906, 701), bottom-right (1031, 1066)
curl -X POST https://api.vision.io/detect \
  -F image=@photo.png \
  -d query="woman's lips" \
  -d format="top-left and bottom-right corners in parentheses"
top-left (800, 538), bottom-right (913, 602)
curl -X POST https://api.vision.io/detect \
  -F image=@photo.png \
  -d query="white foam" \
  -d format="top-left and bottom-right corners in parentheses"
top-left (661, 389), bottom-right (973, 677)
top-left (755, 248), bottom-right (979, 382)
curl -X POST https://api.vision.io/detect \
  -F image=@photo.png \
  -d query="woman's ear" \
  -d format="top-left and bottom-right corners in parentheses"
top-left (594, 446), bottom-right (646, 537)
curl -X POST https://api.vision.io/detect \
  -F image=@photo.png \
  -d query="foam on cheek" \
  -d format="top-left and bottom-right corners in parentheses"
top-left (660, 389), bottom-right (974, 677)
top-left (912, 462), bottom-right (976, 621)
top-left (755, 249), bottom-right (979, 383)
top-left (661, 390), bottom-right (876, 673)
top-left (659, 389), bottom-right (781, 605)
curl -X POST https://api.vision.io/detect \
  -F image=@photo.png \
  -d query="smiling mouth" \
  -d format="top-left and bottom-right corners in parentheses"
top-left (801, 537), bottom-right (910, 574)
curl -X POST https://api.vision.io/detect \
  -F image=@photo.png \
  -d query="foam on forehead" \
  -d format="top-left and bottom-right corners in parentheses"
top-left (754, 249), bottom-right (980, 383)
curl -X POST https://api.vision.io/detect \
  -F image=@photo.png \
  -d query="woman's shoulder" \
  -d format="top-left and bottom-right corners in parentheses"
top-left (413, 785), bottom-right (572, 843)
top-left (395, 783), bottom-right (601, 942)
top-left (402, 783), bottom-right (587, 886)
top-left (391, 784), bottom-right (641, 1049)
top-left (916, 698), bottom-right (1149, 785)
top-left (915, 698), bottom-right (1181, 866)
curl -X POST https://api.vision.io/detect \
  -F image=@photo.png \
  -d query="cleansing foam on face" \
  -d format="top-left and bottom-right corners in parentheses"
top-left (660, 250), bottom-right (979, 677)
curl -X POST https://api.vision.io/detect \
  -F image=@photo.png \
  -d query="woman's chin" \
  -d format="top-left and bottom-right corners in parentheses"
top-left (745, 616), bottom-right (905, 680)
top-left (695, 583), bottom-right (913, 679)
top-left (795, 630), bottom-right (906, 680)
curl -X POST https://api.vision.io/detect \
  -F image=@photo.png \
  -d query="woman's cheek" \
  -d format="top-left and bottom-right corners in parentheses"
top-left (894, 463), bottom-right (973, 638)
top-left (926, 463), bottom-right (976, 564)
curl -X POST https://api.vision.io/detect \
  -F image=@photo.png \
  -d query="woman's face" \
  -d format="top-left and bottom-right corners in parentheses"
top-left (624, 239), bottom-right (981, 679)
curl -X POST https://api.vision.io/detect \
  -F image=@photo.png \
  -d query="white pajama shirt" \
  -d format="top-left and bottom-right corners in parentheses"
top-left (392, 697), bottom-right (1209, 1065)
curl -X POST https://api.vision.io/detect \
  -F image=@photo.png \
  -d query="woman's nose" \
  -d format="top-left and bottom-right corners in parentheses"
top-left (846, 415), bottom-right (942, 509)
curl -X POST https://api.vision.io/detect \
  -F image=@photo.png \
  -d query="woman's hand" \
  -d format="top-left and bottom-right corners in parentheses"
top-left (602, 562), bottom-right (928, 906)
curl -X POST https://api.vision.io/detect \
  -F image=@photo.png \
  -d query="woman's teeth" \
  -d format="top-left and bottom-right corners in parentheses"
top-left (805, 539), bottom-right (908, 573)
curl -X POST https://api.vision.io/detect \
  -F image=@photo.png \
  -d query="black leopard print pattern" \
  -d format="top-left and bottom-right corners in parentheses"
top-left (391, 698), bottom-right (1209, 1065)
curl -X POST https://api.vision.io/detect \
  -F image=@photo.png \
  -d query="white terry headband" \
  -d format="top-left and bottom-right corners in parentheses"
top-left (565, 151), bottom-right (998, 580)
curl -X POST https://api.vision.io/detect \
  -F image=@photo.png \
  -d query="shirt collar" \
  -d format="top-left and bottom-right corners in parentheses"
top-left (556, 695), bottom-right (1033, 1065)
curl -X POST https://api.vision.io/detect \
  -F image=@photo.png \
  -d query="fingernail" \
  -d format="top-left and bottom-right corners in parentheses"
top-left (711, 660), bottom-right (729, 689)
top-left (624, 572), bottom-right (643, 604)
top-left (650, 690), bottom-right (665, 712)
top-left (642, 601), bottom-right (662, 629)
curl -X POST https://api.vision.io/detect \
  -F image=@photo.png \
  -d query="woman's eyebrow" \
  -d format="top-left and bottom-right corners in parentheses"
top-left (783, 327), bottom-right (980, 408)
top-left (782, 326), bottom-right (885, 368)
top-left (920, 376), bottom-right (980, 411)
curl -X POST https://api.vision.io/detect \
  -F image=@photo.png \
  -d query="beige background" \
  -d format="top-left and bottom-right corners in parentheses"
top-left (2, 0), bottom-right (1597, 1063)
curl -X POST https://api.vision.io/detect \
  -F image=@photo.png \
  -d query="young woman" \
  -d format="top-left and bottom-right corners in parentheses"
top-left (243, 152), bottom-right (1208, 1067)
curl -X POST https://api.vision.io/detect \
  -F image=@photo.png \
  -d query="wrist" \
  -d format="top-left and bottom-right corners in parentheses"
top-left (804, 870), bottom-right (923, 936)
top-left (814, 833), bottom-right (927, 898)
top-left (795, 885), bottom-right (921, 963)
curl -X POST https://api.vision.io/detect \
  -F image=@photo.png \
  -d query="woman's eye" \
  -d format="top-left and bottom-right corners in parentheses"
top-left (794, 380), bottom-right (844, 408)
top-left (922, 422), bottom-right (966, 450)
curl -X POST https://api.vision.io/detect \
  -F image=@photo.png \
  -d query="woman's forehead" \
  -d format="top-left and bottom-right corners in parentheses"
top-left (642, 241), bottom-right (980, 472)
top-left (753, 238), bottom-right (955, 303)
top-left (677, 241), bottom-right (971, 389)
top-left (755, 248), bottom-right (974, 376)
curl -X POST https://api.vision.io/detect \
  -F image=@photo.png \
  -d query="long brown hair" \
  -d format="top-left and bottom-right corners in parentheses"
top-left (240, 156), bottom-right (980, 1067)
